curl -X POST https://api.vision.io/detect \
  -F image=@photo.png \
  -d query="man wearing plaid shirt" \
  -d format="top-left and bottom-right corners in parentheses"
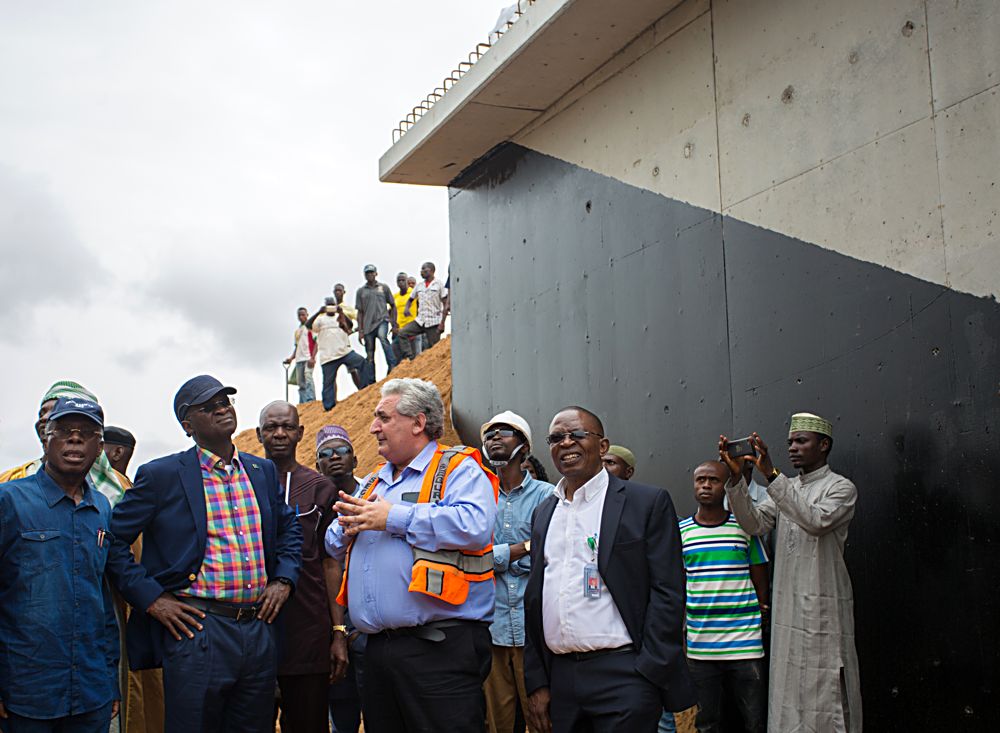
top-left (108, 375), bottom-right (302, 733)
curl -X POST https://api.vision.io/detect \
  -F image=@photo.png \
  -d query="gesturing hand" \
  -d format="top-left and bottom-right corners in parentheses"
top-left (146, 593), bottom-right (206, 640)
top-left (257, 581), bottom-right (292, 623)
top-left (336, 491), bottom-right (391, 536)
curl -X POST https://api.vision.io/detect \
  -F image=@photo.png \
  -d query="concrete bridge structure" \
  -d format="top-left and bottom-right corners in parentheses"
top-left (380, 1), bottom-right (1000, 728)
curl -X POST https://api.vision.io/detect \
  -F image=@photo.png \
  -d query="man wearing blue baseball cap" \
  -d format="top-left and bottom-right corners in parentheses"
top-left (0, 397), bottom-right (130, 732)
top-left (107, 375), bottom-right (302, 733)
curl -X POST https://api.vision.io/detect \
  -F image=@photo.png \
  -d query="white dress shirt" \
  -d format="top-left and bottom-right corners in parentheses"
top-left (542, 468), bottom-right (633, 653)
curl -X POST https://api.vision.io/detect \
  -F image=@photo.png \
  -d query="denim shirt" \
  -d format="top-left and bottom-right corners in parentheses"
top-left (0, 469), bottom-right (126, 718)
top-left (490, 473), bottom-right (554, 647)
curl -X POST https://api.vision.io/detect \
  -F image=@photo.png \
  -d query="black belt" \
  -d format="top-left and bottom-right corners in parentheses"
top-left (560, 644), bottom-right (635, 661)
top-left (376, 619), bottom-right (487, 643)
top-left (183, 597), bottom-right (260, 623)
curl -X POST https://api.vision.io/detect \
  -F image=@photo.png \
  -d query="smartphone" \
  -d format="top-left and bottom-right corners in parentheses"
top-left (726, 437), bottom-right (757, 459)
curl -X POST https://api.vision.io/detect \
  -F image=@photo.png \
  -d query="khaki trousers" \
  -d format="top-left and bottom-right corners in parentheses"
top-left (484, 645), bottom-right (535, 733)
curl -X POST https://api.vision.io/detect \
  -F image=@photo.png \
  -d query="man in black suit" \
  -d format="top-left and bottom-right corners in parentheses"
top-left (523, 407), bottom-right (694, 732)
top-left (108, 375), bottom-right (302, 732)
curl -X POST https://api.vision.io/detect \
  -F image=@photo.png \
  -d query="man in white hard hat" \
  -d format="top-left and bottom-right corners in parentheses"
top-left (480, 411), bottom-right (554, 733)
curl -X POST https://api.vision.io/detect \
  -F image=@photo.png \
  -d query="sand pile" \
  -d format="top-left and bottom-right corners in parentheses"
top-left (234, 338), bottom-right (459, 476)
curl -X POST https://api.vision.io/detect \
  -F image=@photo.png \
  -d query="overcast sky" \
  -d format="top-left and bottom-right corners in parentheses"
top-left (0, 0), bottom-right (503, 469)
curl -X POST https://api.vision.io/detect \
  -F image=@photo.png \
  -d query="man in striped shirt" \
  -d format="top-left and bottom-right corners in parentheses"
top-left (680, 460), bottom-right (769, 733)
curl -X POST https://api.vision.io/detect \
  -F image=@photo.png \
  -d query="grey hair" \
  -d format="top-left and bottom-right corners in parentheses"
top-left (381, 378), bottom-right (444, 440)
top-left (258, 400), bottom-right (296, 427)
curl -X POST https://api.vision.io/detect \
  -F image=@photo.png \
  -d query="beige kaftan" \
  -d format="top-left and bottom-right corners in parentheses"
top-left (726, 465), bottom-right (862, 733)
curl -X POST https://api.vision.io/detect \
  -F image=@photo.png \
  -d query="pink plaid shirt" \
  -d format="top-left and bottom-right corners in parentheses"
top-left (186, 447), bottom-right (268, 603)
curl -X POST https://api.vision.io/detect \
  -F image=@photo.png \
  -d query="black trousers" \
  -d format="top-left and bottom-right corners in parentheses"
top-left (361, 622), bottom-right (492, 733)
top-left (275, 673), bottom-right (330, 733)
top-left (549, 648), bottom-right (663, 733)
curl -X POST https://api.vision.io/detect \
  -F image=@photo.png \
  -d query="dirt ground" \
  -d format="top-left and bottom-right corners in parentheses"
top-left (234, 337), bottom-right (460, 473)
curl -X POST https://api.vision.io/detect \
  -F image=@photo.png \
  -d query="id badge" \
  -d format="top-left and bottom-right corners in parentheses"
top-left (583, 563), bottom-right (601, 599)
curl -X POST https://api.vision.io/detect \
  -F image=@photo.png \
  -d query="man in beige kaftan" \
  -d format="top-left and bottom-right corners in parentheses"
top-left (720, 413), bottom-right (862, 733)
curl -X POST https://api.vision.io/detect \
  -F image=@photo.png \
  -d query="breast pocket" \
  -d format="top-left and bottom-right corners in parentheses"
top-left (20, 529), bottom-right (63, 570)
top-left (19, 530), bottom-right (63, 611)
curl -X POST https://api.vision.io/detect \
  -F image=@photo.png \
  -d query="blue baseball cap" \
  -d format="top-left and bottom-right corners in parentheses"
top-left (174, 375), bottom-right (237, 422)
top-left (48, 397), bottom-right (105, 428)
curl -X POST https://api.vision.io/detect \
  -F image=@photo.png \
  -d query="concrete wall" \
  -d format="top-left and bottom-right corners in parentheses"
top-left (446, 0), bottom-right (999, 728)
top-left (516, 0), bottom-right (1000, 300)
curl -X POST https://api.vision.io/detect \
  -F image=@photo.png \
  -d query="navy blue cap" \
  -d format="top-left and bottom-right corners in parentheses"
top-left (48, 397), bottom-right (105, 428)
top-left (174, 375), bottom-right (237, 422)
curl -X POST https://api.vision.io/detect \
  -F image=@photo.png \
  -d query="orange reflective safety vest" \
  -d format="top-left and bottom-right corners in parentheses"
top-left (336, 445), bottom-right (500, 607)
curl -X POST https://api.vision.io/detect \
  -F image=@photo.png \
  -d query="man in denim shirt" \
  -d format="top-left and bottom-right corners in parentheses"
top-left (0, 397), bottom-right (128, 733)
top-left (480, 412), bottom-right (554, 733)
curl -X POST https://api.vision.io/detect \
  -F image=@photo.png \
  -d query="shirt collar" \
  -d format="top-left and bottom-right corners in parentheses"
top-left (378, 440), bottom-right (438, 483)
top-left (36, 465), bottom-right (96, 508)
top-left (554, 467), bottom-right (609, 504)
top-left (801, 464), bottom-right (832, 484)
top-left (197, 445), bottom-right (241, 472)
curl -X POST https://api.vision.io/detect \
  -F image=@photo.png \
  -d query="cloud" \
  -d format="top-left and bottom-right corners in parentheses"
top-left (0, 165), bottom-right (108, 339)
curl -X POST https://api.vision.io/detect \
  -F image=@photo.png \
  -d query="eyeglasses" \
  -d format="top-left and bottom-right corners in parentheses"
top-left (545, 430), bottom-right (604, 446)
top-left (317, 445), bottom-right (352, 459)
top-left (191, 396), bottom-right (235, 414)
top-left (484, 428), bottom-right (518, 441)
top-left (46, 426), bottom-right (103, 441)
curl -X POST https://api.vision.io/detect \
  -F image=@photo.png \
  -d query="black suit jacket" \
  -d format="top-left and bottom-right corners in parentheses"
top-left (523, 472), bottom-right (696, 712)
top-left (107, 447), bottom-right (302, 669)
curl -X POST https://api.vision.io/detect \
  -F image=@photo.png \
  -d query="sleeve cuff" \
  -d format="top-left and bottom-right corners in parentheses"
top-left (386, 503), bottom-right (414, 537)
top-left (493, 543), bottom-right (510, 572)
top-left (766, 474), bottom-right (790, 502)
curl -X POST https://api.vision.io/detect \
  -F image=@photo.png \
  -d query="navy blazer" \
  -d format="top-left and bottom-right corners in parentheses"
top-left (523, 473), bottom-right (696, 713)
top-left (107, 446), bottom-right (302, 669)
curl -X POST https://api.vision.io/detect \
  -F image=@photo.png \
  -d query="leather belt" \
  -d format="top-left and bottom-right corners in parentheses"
top-left (377, 619), bottom-right (487, 643)
top-left (561, 643), bottom-right (635, 661)
top-left (183, 597), bottom-right (260, 623)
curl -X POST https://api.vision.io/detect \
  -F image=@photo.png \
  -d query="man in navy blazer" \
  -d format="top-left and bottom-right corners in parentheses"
top-left (107, 375), bottom-right (302, 733)
top-left (523, 407), bottom-right (695, 732)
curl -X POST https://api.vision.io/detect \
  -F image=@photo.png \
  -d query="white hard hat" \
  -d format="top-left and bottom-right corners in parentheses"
top-left (480, 410), bottom-right (533, 452)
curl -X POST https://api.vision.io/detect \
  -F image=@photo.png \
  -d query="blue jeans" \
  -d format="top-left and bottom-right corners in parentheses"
top-left (321, 351), bottom-right (370, 411)
top-left (0, 703), bottom-right (113, 733)
top-left (295, 360), bottom-right (315, 403)
top-left (688, 657), bottom-right (766, 733)
top-left (658, 709), bottom-right (677, 732)
top-left (363, 321), bottom-right (397, 383)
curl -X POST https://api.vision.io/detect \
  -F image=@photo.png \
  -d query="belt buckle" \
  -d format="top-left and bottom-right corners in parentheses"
top-left (236, 606), bottom-right (258, 622)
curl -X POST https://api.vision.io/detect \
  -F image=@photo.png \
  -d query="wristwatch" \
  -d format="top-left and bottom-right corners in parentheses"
top-left (768, 467), bottom-right (781, 482)
top-left (274, 577), bottom-right (293, 588)
top-left (332, 625), bottom-right (348, 635)
top-left (524, 540), bottom-right (532, 552)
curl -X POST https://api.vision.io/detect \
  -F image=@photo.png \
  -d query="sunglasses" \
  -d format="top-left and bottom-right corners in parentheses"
top-left (484, 428), bottom-right (519, 441)
top-left (191, 396), bottom-right (235, 414)
top-left (318, 445), bottom-right (353, 459)
top-left (46, 426), bottom-right (103, 441)
top-left (545, 430), bottom-right (604, 446)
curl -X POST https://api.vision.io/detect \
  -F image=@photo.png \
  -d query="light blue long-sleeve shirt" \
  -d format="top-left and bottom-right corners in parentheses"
top-left (490, 473), bottom-right (554, 647)
top-left (325, 441), bottom-right (498, 634)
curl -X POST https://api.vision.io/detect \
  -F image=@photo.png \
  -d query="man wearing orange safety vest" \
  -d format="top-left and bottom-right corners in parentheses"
top-left (324, 377), bottom-right (499, 733)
